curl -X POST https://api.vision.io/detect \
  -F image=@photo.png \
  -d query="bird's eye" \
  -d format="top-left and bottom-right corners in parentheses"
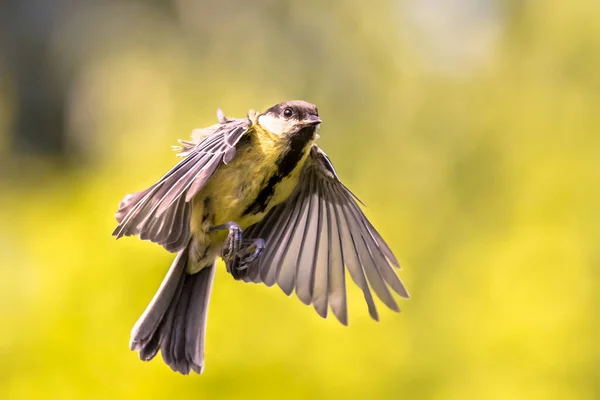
top-left (282, 107), bottom-right (293, 118)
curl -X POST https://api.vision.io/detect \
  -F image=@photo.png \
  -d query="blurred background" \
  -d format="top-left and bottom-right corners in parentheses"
top-left (0, 0), bottom-right (598, 399)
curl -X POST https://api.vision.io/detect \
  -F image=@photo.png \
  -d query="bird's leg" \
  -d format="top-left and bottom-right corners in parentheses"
top-left (237, 238), bottom-right (265, 268)
top-left (210, 223), bottom-right (265, 279)
top-left (227, 239), bottom-right (265, 280)
top-left (210, 222), bottom-right (242, 260)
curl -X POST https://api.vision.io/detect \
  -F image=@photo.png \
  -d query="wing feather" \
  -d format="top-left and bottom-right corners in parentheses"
top-left (311, 181), bottom-right (329, 318)
top-left (339, 187), bottom-right (408, 298)
top-left (337, 187), bottom-right (399, 312)
top-left (277, 179), bottom-right (314, 300)
top-left (259, 191), bottom-right (305, 287)
top-left (243, 205), bottom-right (287, 284)
top-left (113, 117), bottom-right (251, 252)
top-left (242, 145), bottom-right (407, 323)
top-left (294, 177), bottom-right (319, 305)
top-left (323, 179), bottom-right (347, 325)
top-left (269, 193), bottom-right (307, 292)
top-left (157, 135), bottom-right (224, 213)
top-left (165, 198), bottom-right (191, 252)
top-left (331, 189), bottom-right (380, 321)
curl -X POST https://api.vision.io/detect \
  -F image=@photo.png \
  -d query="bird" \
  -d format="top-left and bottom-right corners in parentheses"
top-left (113, 100), bottom-right (409, 375)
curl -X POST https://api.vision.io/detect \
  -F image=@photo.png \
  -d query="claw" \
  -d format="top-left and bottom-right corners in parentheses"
top-left (229, 238), bottom-right (266, 280)
top-left (210, 222), bottom-right (265, 280)
top-left (231, 239), bottom-right (265, 279)
top-left (211, 222), bottom-right (243, 261)
top-left (236, 262), bottom-right (249, 271)
top-left (239, 238), bottom-right (265, 265)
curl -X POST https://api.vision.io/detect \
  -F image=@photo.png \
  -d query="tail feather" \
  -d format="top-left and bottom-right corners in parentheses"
top-left (130, 247), bottom-right (216, 374)
top-left (185, 267), bottom-right (216, 373)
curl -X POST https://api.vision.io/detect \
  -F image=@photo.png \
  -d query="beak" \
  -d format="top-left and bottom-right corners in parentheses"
top-left (301, 115), bottom-right (322, 127)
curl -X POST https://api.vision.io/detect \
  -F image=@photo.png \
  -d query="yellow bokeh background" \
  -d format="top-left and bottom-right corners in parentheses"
top-left (0, 1), bottom-right (598, 399)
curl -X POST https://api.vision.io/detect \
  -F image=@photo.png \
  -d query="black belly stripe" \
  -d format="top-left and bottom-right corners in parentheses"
top-left (242, 127), bottom-right (314, 216)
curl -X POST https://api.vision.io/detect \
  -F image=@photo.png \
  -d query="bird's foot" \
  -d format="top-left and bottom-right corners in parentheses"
top-left (211, 223), bottom-right (265, 280)
top-left (210, 222), bottom-right (242, 260)
top-left (227, 238), bottom-right (265, 280)
top-left (236, 238), bottom-right (265, 268)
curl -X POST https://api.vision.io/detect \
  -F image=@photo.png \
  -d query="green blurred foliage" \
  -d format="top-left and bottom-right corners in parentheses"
top-left (1, 1), bottom-right (599, 399)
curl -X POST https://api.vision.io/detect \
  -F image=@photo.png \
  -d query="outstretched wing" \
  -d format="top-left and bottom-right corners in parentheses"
top-left (242, 146), bottom-right (409, 325)
top-left (113, 116), bottom-right (252, 252)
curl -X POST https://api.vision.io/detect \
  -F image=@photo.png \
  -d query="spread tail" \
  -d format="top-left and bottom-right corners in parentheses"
top-left (130, 247), bottom-right (216, 374)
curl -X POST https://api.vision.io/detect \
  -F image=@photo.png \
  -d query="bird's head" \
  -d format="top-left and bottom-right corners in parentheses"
top-left (257, 100), bottom-right (321, 139)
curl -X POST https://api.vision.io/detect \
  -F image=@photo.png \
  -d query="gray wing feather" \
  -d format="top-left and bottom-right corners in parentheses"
top-left (113, 117), bottom-right (251, 252)
top-left (257, 191), bottom-right (304, 287)
top-left (294, 177), bottom-right (319, 305)
top-left (338, 189), bottom-right (399, 312)
top-left (312, 183), bottom-right (329, 318)
top-left (243, 146), bottom-right (408, 324)
top-left (276, 187), bottom-right (312, 298)
top-left (338, 186), bottom-right (407, 297)
top-left (324, 179), bottom-right (348, 325)
top-left (263, 192), bottom-right (306, 289)
top-left (330, 187), bottom-right (379, 321)
top-left (242, 205), bottom-right (287, 284)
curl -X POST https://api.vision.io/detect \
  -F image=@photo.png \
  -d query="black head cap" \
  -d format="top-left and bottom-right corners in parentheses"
top-left (263, 100), bottom-right (319, 122)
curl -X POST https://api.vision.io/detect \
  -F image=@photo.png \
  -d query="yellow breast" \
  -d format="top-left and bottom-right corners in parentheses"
top-left (190, 127), bottom-right (312, 241)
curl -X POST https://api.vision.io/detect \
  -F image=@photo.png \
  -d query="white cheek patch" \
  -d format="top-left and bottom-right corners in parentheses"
top-left (258, 114), bottom-right (296, 136)
top-left (315, 124), bottom-right (321, 139)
